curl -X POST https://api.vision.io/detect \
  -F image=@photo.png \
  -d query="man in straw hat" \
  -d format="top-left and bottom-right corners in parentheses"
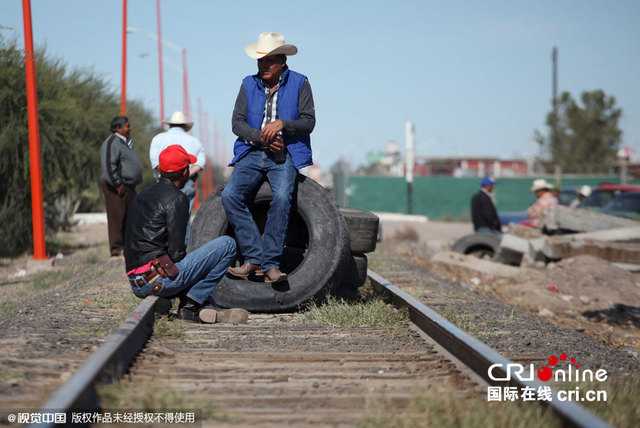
top-left (222, 32), bottom-right (316, 284)
top-left (150, 111), bottom-right (206, 242)
top-left (150, 112), bottom-right (205, 204)
top-left (527, 178), bottom-right (559, 231)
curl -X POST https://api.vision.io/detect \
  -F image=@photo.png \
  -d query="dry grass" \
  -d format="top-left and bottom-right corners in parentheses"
top-left (360, 383), bottom-right (559, 428)
top-left (392, 227), bottom-right (420, 241)
top-left (153, 313), bottom-right (188, 339)
top-left (556, 377), bottom-right (640, 427)
top-left (299, 296), bottom-right (408, 328)
top-left (97, 380), bottom-right (238, 423)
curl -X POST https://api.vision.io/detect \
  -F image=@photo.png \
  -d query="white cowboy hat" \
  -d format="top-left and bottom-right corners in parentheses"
top-left (245, 32), bottom-right (298, 59)
top-left (578, 185), bottom-right (592, 197)
top-left (530, 179), bottom-right (552, 192)
top-left (163, 111), bottom-right (193, 132)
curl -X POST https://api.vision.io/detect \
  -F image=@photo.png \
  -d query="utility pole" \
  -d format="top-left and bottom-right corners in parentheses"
top-left (155, 0), bottom-right (164, 125)
top-left (552, 46), bottom-right (558, 115)
top-left (552, 46), bottom-right (560, 178)
top-left (120, 0), bottom-right (127, 115)
top-left (405, 121), bottom-right (414, 215)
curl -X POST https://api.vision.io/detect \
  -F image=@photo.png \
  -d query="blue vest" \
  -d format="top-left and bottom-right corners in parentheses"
top-left (230, 68), bottom-right (313, 169)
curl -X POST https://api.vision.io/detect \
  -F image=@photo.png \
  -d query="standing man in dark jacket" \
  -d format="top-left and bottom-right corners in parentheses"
top-left (100, 116), bottom-right (142, 257)
top-left (471, 177), bottom-right (501, 233)
top-left (124, 145), bottom-right (237, 323)
top-left (222, 32), bottom-right (315, 283)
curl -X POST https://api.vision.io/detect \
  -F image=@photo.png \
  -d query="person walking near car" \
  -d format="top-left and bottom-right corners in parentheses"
top-left (222, 32), bottom-right (316, 284)
top-left (100, 115), bottom-right (142, 257)
top-left (527, 179), bottom-right (558, 232)
top-left (471, 177), bottom-right (501, 233)
top-left (570, 185), bottom-right (591, 208)
top-left (124, 145), bottom-right (238, 323)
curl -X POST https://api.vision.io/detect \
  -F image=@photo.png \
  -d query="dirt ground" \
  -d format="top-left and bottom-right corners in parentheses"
top-left (377, 214), bottom-right (640, 361)
top-left (1, 214), bottom-right (638, 383)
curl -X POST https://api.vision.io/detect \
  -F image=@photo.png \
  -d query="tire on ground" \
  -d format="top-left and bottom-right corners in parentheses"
top-left (339, 207), bottom-right (379, 253)
top-left (188, 175), bottom-right (351, 312)
top-left (450, 232), bottom-right (501, 259)
top-left (331, 254), bottom-right (367, 298)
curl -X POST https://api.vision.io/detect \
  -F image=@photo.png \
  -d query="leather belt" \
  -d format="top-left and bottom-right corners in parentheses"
top-left (129, 265), bottom-right (161, 288)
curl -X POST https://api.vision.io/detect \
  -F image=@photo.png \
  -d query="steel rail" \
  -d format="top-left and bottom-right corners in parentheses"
top-left (31, 271), bottom-right (610, 428)
top-left (368, 269), bottom-right (611, 428)
top-left (29, 296), bottom-right (168, 428)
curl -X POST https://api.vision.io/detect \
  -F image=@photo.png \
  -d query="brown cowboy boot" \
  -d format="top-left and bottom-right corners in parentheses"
top-left (228, 262), bottom-right (261, 278)
top-left (264, 268), bottom-right (287, 283)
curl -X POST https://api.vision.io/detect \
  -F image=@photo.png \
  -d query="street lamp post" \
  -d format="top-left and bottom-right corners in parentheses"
top-left (155, 0), bottom-right (164, 125)
top-left (126, 27), bottom-right (191, 123)
top-left (120, 0), bottom-right (127, 115)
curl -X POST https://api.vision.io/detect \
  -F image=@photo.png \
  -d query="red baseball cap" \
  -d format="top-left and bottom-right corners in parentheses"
top-left (159, 145), bottom-right (197, 173)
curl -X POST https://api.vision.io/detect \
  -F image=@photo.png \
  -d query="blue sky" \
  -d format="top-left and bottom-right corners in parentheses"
top-left (2, 0), bottom-right (639, 170)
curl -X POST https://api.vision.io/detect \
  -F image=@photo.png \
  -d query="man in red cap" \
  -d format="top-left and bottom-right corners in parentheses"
top-left (124, 145), bottom-right (237, 323)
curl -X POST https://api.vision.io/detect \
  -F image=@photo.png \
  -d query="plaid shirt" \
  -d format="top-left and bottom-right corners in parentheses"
top-left (527, 192), bottom-right (558, 228)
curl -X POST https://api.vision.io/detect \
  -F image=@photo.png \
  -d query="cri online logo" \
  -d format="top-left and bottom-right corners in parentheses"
top-left (538, 353), bottom-right (576, 381)
top-left (488, 352), bottom-right (608, 383)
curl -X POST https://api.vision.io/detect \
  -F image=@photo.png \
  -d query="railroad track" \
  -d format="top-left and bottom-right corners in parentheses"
top-left (31, 271), bottom-right (610, 427)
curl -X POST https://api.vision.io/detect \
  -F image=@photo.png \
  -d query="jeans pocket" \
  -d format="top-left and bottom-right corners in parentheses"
top-left (130, 282), bottom-right (152, 298)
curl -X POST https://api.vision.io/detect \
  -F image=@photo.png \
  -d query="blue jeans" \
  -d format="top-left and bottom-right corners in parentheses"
top-left (129, 236), bottom-right (236, 305)
top-left (221, 149), bottom-right (297, 271)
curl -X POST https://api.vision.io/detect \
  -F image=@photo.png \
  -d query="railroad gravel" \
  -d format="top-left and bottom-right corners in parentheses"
top-left (369, 242), bottom-right (640, 379)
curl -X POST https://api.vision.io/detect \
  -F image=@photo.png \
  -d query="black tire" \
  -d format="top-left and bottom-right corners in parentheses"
top-left (188, 175), bottom-right (351, 312)
top-left (451, 232), bottom-right (500, 259)
top-left (331, 254), bottom-right (368, 299)
top-left (340, 207), bottom-right (379, 253)
top-left (340, 253), bottom-right (368, 287)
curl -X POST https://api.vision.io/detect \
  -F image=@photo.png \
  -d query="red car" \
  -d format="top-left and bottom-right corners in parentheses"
top-left (578, 182), bottom-right (640, 210)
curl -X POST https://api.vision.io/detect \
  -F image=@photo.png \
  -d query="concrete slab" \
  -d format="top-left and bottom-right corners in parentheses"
top-left (431, 250), bottom-right (524, 279)
top-left (375, 212), bottom-right (472, 251)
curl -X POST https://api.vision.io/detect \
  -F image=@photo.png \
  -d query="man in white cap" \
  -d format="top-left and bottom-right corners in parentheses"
top-left (222, 32), bottom-right (316, 283)
top-left (150, 111), bottom-right (206, 242)
top-left (527, 179), bottom-right (558, 231)
top-left (150, 112), bottom-right (205, 205)
top-left (570, 185), bottom-right (591, 208)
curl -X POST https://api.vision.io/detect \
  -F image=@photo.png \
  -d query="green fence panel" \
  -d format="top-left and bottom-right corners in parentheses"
top-left (347, 176), bottom-right (636, 220)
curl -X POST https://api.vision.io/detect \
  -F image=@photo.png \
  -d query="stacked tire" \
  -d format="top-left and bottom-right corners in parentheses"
top-left (331, 207), bottom-right (380, 299)
top-left (187, 175), bottom-right (352, 312)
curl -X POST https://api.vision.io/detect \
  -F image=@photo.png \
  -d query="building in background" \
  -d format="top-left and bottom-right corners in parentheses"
top-left (359, 142), bottom-right (530, 178)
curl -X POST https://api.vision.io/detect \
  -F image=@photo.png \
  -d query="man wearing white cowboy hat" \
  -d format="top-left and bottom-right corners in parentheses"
top-left (527, 178), bottom-right (558, 230)
top-left (569, 185), bottom-right (591, 208)
top-left (149, 111), bottom-right (206, 242)
top-left (222, 32), bottom-right (316, 284)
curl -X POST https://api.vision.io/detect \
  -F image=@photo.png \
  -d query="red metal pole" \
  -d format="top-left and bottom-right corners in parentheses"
top-left (119, 0), bottom-right (127, 115)
top-left (213, 121), bottom-right (220, 166)
top-left (210, 122), bottom-right (218, 190)
top-left (196, 98), bottom-right (205, 207)
top-left (202, 112), bottom-right (211, 198)
top-left (156, 0), bottom-right (164, 125)
top-left (182, 48), bottom-right (190, 123)
top-left (21, 0), bottom-right (47, 260)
